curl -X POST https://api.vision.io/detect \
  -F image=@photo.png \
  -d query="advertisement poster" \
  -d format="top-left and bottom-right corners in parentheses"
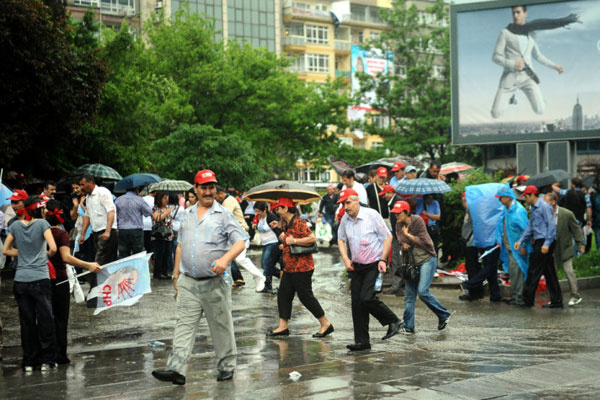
top-left (452, 0), bottom-right (600, 144)
top-left (349, 45), bottom-right (392, 122)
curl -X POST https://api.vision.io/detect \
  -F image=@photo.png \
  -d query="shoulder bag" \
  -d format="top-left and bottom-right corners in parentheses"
top-left (151, 209), bottom-right (173, 239)
top-left (288, 216), bottom-right (319, 255)
top-left (399, 249), bottom-right (420, 283)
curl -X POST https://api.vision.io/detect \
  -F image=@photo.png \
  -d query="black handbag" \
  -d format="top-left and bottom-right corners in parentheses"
top-left (151, 217), bottom-right (172, 239)
top-left (290, 242), bottom-right (319, 255)
top-left (287, 216), bottom-right (318, 255)
top-left (401, 249), bottom-right (420, 282)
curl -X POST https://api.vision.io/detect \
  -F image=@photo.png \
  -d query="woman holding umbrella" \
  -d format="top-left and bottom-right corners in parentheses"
top-left (266, 197), bottom-right (333, 338)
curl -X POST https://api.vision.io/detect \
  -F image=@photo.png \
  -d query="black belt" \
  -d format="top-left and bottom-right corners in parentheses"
top-left (184, 273), bottom-right (216, 281)
top-left (353, 261), bottom-right (379, 269)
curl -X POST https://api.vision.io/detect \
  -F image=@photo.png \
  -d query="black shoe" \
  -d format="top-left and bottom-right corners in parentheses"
top-left (542, 302), bottom-right (563, 309)
top-left (217, 370), bottom-right (234, 381)
top-left (266, 328), bottom-right (289, 337)
top-left (458, 293), bottom-right (475, 301)
top-left (259, 287), bottom-right (273, 294)
top-left (438, 313), bottom-right (452, 331)
top-left (382, 320), bottom-right (403, 340)
top-left (152, 369), bottom-right (186, 385)
top-left (312, 324), bottom-right (334, 338)
top-left (159, 274), bottom-right (171, 280)
top-left (346, 343), bottom-right (371, 351)
top-left (519, 303), bottom-right (533, 308)
top-left (56, 356), bottom-right (71, 365)
top-left (501, 298), bottom-right (512, 304)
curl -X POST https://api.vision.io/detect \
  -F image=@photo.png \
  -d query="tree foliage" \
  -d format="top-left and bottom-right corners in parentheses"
top-left (0, 0), bottom-right (106, 175)
top-left (356, 0), bottom-right (451, 160)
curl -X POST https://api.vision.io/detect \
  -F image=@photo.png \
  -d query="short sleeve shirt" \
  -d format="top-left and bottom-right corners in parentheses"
top-left (8, 219), bottom-right (51, 282)
top-left (282, 217), bottom-right (315, 273)
top-left (50, 227), bottom-right (70, 281)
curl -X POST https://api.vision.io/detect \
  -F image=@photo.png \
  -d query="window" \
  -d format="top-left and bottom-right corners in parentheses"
top-left (372, 115), bottom-right (390, 129)
top-left (306, 24), bottom-right (328, 44)
top-left (357, 31), bottom-right (364, 43)
top-left (286, 22), bottom-right (304, 37)
top-left (306, 54), bottom-right (329, 73)
top-left (289, 55), bottom-right (305, 73)
top-left (396, 64), bottom-right (406, 78)
top-left (577, 140), bottom-right (600, 154)
top-left (314, 3), bottom-right (327, 12)
top-left (292, 2), bottom-right (310, 11)
top-left (339, 137), bottom-right (353, 147)
top-left (487, 144), bottom-right (516, 158)
top-left (371, 141), bottom-right (384, 149)
top-left (370, 32), bottom-right (380, 41)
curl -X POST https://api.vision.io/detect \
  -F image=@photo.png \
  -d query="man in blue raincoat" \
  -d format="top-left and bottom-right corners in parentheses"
top-left (495, 185), bottom-right (530, 306)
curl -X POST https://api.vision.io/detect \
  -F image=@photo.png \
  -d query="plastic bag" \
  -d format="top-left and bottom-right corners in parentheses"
top-left (466, 183), bottom-right (505, 248)
top-left (67, 264), bottom-right (85, 303)
top-left (315, 218), bottom-right (333, 245)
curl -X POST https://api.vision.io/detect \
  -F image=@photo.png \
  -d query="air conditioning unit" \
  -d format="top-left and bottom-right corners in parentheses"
top-left (125, 6), bottom-right (136, 16)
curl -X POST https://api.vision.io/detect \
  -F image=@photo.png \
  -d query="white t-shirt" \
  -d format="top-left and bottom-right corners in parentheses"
top-left (86, 186), bottom-right (117, 232)
top-left (142, 196), bottom-right (154, 231)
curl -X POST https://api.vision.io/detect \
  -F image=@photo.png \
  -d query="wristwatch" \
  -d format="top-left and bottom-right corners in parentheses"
top-left (172, 275), bottom-right (179, 281)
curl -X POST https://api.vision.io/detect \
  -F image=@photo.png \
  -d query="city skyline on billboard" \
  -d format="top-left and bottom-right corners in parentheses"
top-left (451, 0), bottom-right (600, 145)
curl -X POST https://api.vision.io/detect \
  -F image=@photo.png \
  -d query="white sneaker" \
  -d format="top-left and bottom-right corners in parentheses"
top-left (568, 296), bottom-right (582, 306)
top-left (41, 363), bottom-right (56, 371)
top-left (254, 275), bottom-right (266, 292)
top-left (24, 366), bottom-right (34, 373)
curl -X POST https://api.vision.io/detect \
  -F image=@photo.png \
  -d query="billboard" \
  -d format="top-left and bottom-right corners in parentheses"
top-left (348, 45), bottom-right (392, 123)
top-left (451, 0), bottom-right (600, 145)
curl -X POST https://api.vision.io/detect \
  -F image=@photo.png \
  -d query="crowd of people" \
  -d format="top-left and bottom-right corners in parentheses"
top-left (1, 163), bottom-right (599, 385)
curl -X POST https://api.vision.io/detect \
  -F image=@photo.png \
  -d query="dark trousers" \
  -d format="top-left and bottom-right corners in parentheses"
top-left (231, 261), bottom-right (244, 282)
top-left (13, 279), bottom-right (56, 367)
top-left (462, 246), bottom-right (501, 300)
top-left (51, 279), bottom-right (70, 362)
top-left (350, 264), bottom-right (398, 344)
top-left (262, 242), bottom-right (282, 290)
top-left (244, 214), bottom-right (256, 241)
top-left (153, 239), bottom-right (171, 278)
top-left (277, 270), bottom-right (324, 320)
top-left (464, 246), bottom-right (483, 297)
top-left (118, 229), bottom-right (144, 259)
top-left (523, 240), bottom-right (561, 306)
top-left (89, 230), bottom-right (118, 295)
top-left (143, 230), bottom-right (153, 253)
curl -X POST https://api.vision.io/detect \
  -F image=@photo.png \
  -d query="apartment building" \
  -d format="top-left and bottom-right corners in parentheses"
top-left (66, 0), bottom-right (141, 30)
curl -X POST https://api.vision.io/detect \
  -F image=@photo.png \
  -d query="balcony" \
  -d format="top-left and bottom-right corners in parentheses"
top-left (348, 13), bottom-right (385, 26)
top-left (334, 40), bottom-right (351, 52)
top-left (283, 5), bottom-right (332, 23)
top-left (68, 0), bottom-right (136, 17)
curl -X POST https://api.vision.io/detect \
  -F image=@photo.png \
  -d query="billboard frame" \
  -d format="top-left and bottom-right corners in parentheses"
top-left (450, 0), bottom-right (600, 146)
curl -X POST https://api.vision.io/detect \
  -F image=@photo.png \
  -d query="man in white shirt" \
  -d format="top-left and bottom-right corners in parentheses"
top-left (341, 170), bottom-right (368, 206)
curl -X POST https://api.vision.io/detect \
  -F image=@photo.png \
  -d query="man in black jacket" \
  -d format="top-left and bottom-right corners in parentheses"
top-left (319, 184), bottom-right (339, 245)
top-left (366, 167), bottom-right (389, 219)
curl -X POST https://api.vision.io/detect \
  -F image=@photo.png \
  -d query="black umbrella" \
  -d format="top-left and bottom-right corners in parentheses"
top-left (524, 169), bottom-right (570, 188)
top-left (328, 157), bottom-right (355, 175)
top-left (355, 156), bottom-right (425, 174)
top-left (245, 180), bottom-right (321, 202)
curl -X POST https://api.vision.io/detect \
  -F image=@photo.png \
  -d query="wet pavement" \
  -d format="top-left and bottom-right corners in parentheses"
top-left (1, 247), bottom-right (600, 399)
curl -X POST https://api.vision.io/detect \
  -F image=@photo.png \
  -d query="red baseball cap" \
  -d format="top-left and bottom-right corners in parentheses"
top-left (378, 184), bottom-right (395, 196)
top-left (337, 188), bottom-right (359, 204)
top-left (272, 197), bottom-right (295, 210)
top-left (522, 185), bottom-right (539, 195)
top-left (194, 170), bottom-right (218, 185)
top-left (7, 189), bottom-right (28, 201)
top-left (376, 167), bottom-right (388, 177)
top-left (390, 201), bottom-right (411, 214)
top-left (391, 162), bottom-right (405, 172)
top-left (517, 175), bottom-right (528, 182)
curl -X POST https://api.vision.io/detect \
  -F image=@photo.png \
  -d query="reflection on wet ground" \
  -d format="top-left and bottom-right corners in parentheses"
top-left (1, 247), bottom-right (600, 399)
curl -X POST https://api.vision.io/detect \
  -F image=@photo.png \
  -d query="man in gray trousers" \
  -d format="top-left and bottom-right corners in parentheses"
top-left (152, 169), bottom-right (247, 385)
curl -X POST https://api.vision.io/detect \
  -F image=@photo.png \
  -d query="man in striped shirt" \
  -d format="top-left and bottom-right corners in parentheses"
top-left (337, 189), bottom-right (403, 351)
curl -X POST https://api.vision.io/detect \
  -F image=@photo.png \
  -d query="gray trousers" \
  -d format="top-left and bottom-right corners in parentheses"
top-left (555, 256), bottom-right (579, 298)
top-left (167, 274), bottom-right (236, 376)
top-left (508, 252), bottom-right (524, 303)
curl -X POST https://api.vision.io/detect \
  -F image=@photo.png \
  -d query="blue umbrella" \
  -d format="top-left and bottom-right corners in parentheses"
top-left (114, 173), bottom-right (161, 193)
top-left (394, 178), bottom-right (452, 195)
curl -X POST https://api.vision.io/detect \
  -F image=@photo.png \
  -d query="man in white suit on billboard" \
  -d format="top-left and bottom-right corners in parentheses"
top-left (490, 5), bottom-right (565, 119)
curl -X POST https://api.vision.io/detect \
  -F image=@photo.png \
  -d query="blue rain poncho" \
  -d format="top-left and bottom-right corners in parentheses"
top-left (494, 185), bottom-right (530, 278)
top-left (465, 183), bottom-right (505, 248)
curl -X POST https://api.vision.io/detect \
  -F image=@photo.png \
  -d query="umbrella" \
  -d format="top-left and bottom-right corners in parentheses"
top-left (114, 173), bottom-right (161, 193)
top-left (356, 156), bottom-right (425, 174)
top-left (245, 180), bottom-right (321, 203)
top-left (328, 157), bottom-right (355, 175)
top-left (148, 179), bottom-right (192, 193)
top-left (74, 164), bottom-right (122, 180)
top-left (524, 169), bottom-right (570, 188)
top-left (440, 162), bottom-right (472, 175)
top-left (395, 178), bottom-right (452, 195)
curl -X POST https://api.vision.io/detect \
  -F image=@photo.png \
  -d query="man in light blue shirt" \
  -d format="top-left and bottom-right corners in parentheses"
top-left (114, 188), bottom-right (153, 258)
top-left (515, 185), bottom-right (560, 308)
top-left (152, 170), bottom-right (247, 386)
top-left (389, 162), bottom-right (405, 188)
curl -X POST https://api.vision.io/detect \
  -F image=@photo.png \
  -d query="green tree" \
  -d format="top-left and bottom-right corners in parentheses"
top-left (356, 0), bottom-right (450, 160)
top-left (143, 8), bottom-right (350, 179)
top-left (0, 1), bottom-right (106, 176)
top-left (151, 124), bottom-right (266, 190)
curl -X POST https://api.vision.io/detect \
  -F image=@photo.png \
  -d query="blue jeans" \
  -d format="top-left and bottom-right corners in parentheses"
top-left (261, 242), bottom-right (281, 290)
top-left (404, 256), bottom-right (450, 330)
